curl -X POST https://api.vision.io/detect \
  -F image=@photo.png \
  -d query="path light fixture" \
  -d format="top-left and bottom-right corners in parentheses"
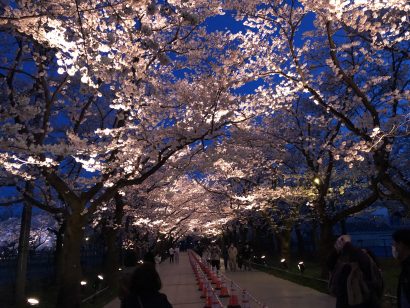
top-left (80, 280), bottom-right (88, 296)
top-left (85, 237), bottom-right (89, 241)
top-left (280, 258), bottom-right (288, 269)
top-left (138, 260), bottom-right (144, 264)
top-left (298, 261), bottom-right (305, 274)
top-left (118, 267), bottom-right (123, 271)
top-left (260, 255), bottom-right (267, 266)
top-left (313, 177), bottom-right (321, 185)
top-left (95, 275), bottom-right (104, 292)
top-left (27, 298), bottom-right (40, 306)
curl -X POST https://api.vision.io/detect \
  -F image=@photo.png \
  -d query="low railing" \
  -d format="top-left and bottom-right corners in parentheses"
top-left (81, 286), bottom-right (109, 303)
top-left (189, 250), bottom-right (267, 307)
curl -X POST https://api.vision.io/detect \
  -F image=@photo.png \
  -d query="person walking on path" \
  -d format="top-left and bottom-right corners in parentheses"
top-left (210, 243), bottom-right (222, 270)
top-left (228, 243), bottom-right (238, 271)
top-left (174, 246), bottom-right (180, 264)
top-left (168, 247), bottom-right (174, 263)
top-left (327, 235), bottom-right (383, 308)
top-left (392, 229), bottom-right (410, 308)
top-left (242, 243), bottom-right (253, 271)
top-left (237, 243), bottom-right (244, 271)
top-left (222, 245), bottom-right (229, 271)
top-left (202, 246), bottom-right (211, 265)
top-left (120, 263), bottom-right (173, 308)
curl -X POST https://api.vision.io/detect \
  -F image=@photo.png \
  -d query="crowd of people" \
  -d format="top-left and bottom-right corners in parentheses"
top-left (201, 242), bottom-right (254, 272)
top-left (116, 229), bottom-right (410, 308)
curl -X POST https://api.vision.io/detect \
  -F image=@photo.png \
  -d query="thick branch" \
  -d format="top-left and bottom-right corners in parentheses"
top-left (325, 21), bottom-right (380, 128)
top-left (330, 190), bottom-right (379, 224)
top-left (23, 192), bottom-right (65, 214)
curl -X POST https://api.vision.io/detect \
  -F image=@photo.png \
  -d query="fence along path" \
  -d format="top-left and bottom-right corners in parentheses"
top-left (105, 251), bottom-right (335, 308)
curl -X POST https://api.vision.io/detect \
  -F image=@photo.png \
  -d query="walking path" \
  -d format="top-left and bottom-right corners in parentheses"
top-left (224, 270), bottom-right (335, 307)
top-left (104, 252), bottom-right (335, 308)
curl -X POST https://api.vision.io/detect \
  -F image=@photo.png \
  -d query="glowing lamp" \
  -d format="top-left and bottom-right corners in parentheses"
top-left (80, 280), bottom-right (87, 286)
top-left (27, 298), bottom-right (40, 306)
top-left (97, 275), bottom-right (104, 280)
top-left (280, 258), bottom-right (288, 269)
top-left (118, 267), bottom-right (123, 271)
top-left (138, 260), bottom-right (144, 264)
top-left (85, 237), bottom-right (89, 241)
top-left (313, 177), bottom-right (321, 185)
top-left (261, 255), bottom-right (266, 259)
top-left (298, 261), bottom-right (305, 273)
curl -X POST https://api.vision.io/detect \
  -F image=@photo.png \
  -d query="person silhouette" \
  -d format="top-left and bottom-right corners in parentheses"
top-left (121, 263), bottom-right (172, 308)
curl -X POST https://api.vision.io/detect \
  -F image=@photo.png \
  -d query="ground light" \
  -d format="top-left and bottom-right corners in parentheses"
top-left (27, 298), bottom-right (40, 306)
top-left (118, 267), bottom-right (123, 271)
top-left (95, 275), bottom-right (104, 292)
top-left (280, 258), bottom-right (288, 269)
top-left (298, 261), bottom-right (305, 274)
top-left (80, 280), bottom-right (88, 296)
top-left (313, 177), bottom-right (321, 185)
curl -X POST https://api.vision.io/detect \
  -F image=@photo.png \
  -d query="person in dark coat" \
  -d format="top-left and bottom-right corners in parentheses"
top-left (241, 243), bottom-right (253, 271)
top-left (222, 245), bottom-right (229, 270)
top-left (121, 263), bottom-right (173, 308)
top-left (392, 229), bottom-right (410, 308)
top-left (143, 250), bottom-right (155, 264)
top-left (327, 235), bottom-right (374, 308)
top-left (210, 243), bottom-right (221, 270)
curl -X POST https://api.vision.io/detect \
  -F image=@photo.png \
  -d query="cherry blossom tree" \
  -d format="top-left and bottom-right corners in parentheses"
top-left (225, 0), bottom-right (410, 207)
top-left (0, 1), bottom-right (408, 305)
top-left (247, 102), bottom-right (380, 272)
top-left (189, 93), bottom-right (392, 268)
top-left (0, 1), bottom-right (260, 305)
top-left (120, 170), bottom-right (235, 244)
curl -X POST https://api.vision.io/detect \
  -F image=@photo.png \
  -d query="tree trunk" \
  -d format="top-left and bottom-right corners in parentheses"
top-left (103, 193), bottom-right (124, 289)
top-left (103, 227), bottom-right (120, 289)
top-left (56, 212), bottom-right (84, 308)
top-left (54, 220), bottom-right (66, 285)
top-left (310, 223), bottom-right (318, 254)
top-left (15, 199), bottom-right (32, 308)
top-left (277, 229), bottom-right (291, 262)
top-left (319, 221), bottom-right (334, 278)
top-left (294, 225), bottom-right (305, 258)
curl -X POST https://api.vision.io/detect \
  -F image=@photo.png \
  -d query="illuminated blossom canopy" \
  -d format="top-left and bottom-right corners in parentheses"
top-left (0, 0), bottom-right (409, 306)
